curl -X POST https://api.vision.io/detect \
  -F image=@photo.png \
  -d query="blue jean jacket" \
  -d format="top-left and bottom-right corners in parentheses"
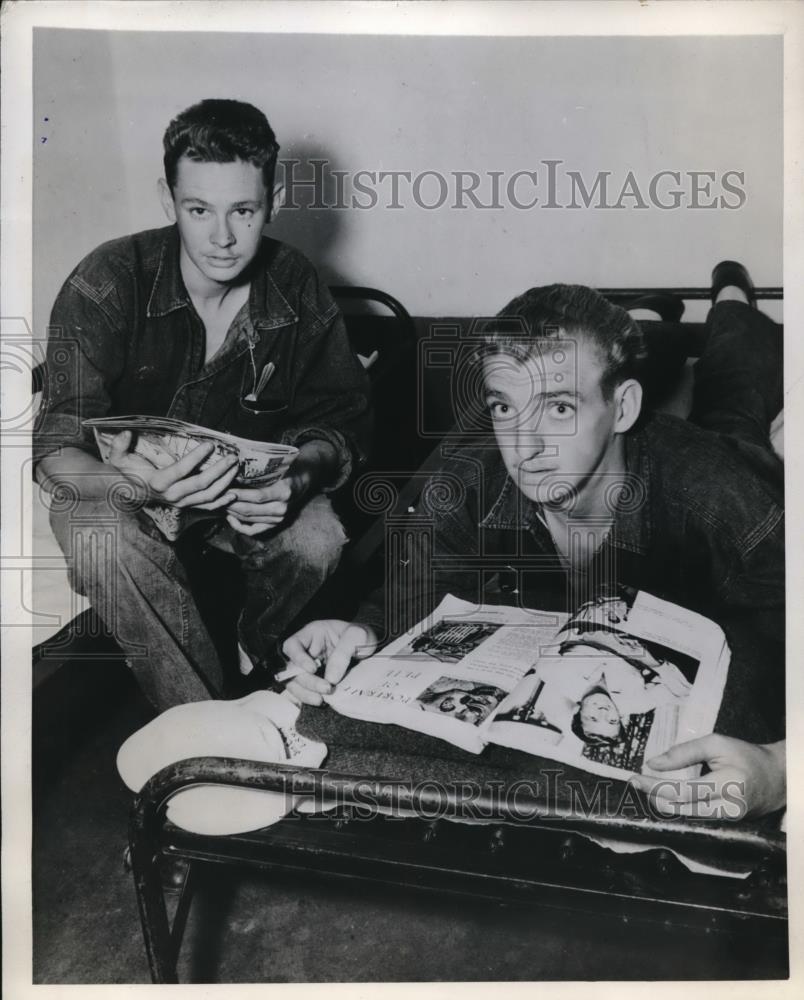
top-left (34, 225), bottom-right (371, 490)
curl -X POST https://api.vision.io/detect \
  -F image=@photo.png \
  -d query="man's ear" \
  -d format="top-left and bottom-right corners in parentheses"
top-left (158, 178), bottom-right (176, 223)
top-left (268, 182), bottom-right (285, 221)
top-left (613, 378), bottom-right (643, 434)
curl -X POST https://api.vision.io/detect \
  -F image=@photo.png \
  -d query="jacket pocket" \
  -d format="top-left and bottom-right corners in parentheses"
top-left (238, 396), bottom-right (289, 417)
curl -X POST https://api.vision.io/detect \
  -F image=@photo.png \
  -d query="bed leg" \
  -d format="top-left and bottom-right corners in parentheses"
top-left (128, 803), bottom-right (180, 983)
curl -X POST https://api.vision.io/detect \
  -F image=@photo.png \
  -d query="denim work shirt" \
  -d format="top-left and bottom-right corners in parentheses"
top-left (361, 412), bottom-right (785, 743)
top-left (34, 225), bottom-right (371, 489)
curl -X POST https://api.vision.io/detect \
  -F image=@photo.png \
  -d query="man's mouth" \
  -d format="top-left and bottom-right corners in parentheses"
top-left (519, 464), bottom-right (557, 476)
top-left (206, 255), bottom-right (239, 267)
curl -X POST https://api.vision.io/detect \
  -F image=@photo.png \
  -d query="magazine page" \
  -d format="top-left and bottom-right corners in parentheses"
top-left (487, 586), bottom-right (730, 781)
top-left (326, 595), bottom-right (568, 753)
top-left (83, 415), bottom-right (298, 468)
top-left (82, 415), bottom-right (298, 540)
top-left (601, 588), bottom-right (729, 742)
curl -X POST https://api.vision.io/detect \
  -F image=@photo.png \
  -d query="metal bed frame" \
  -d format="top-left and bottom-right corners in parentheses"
top-left (129, 758), bottom-right (787, 983)
top-left (113, 284), bottom-right (785, 982)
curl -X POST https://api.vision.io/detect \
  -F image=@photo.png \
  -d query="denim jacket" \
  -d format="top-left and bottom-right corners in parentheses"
top-left (361, 413), bottom-right (785, 742)
top-left (35, 225), bottom-right (371, 489)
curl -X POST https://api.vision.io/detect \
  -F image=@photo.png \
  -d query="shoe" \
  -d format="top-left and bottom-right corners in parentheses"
top-left (626, 293), bottom-right (685, 323)
top-left (711, 260), bottom-right (755, 307)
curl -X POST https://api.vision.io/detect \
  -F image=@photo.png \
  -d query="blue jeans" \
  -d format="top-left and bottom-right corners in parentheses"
top-left (692, 300), bottom-right (783, 474)
top-left (48, 494), bottom-right (347, 710)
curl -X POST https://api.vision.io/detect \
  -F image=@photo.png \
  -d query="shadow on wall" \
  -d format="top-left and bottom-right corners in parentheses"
top-left (268, 143), bottom-right (354, 289)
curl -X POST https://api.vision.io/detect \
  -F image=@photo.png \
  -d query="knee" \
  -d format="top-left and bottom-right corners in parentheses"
top-left (237, 495), bottom-right (348, 580)
top-left (48, 495), bottom-right (144, 550)
top-left (288, 496), bottom-right (348, 577)
top-left (46, 493), bottom-right (159, 591)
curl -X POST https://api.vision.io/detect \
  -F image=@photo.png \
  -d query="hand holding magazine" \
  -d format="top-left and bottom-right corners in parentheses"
top-left (83, 415), bottom-right (298, 540)
top-left (325, 590), bottom-right (729, 782)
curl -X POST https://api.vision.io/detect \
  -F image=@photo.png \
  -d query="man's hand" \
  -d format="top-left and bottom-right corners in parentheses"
top-left (630, 735), bottom-right (786, 820)
top-left (225, 473), bottom-right (308, 536)
top-left (109, 430), bottom-right (239, 510)
top-left (226, 439), bottom-right (338, 537)
top-left (281, 619), bottom-right (378, 706)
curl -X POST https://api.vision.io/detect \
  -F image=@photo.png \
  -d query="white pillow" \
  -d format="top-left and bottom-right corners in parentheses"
top-left (117, 691), bottom-right (327, 834)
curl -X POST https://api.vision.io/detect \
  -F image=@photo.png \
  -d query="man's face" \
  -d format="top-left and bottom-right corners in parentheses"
top-left (483, 335), bottom-right (621, 509)
top-left (579, 691), bottom-right (621, 741)
top-left (162, 156), bottom-right (270, 289)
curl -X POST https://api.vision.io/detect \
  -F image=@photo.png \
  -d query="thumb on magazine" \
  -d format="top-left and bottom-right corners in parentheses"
top-left (645, 735), bottom-right (714, 771)
top-left (324, 625), bottom-right (375, 685)
top-left (109, 430), bottom-right (133, 460)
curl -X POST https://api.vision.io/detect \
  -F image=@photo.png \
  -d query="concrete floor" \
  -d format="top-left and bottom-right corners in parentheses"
top-left (32, 662), bottom-right (789, 984)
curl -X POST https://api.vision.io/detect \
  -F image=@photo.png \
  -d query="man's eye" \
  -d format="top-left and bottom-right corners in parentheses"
top-left (488, 401), bottom-right (511, 418)
top-left (234, 208), bottom-right (254, 218)
top-left (548, 401), bottom-right (575, 418)
top-left (189, 207), bottom-right (209, 218)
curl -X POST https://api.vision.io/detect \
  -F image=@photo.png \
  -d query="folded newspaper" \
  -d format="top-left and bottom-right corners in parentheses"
top-left (83, 415), bottom-right (298, 540)
top-left (326, 589), bottom-right (730, 782)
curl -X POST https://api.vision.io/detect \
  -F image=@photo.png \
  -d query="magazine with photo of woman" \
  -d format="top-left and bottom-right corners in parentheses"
top-left (325, 592), bottom-right (730, 775)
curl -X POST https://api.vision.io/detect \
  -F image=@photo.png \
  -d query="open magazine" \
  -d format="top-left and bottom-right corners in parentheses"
top-left (326, 589), bottom-right (730, 781)
top-left (83, 415), bottom-right (297, 540)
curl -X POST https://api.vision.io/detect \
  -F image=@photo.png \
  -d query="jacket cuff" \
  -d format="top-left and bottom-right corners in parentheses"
top-left (354, 598), bottom-right (386, 643)
top-left (280, 426), bottom-right (356, 492)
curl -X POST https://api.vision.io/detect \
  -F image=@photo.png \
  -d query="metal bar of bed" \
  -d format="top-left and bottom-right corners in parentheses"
top-left (129, 758), bottom-right (787, 983)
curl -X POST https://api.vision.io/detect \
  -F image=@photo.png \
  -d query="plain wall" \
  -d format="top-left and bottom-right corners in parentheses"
top-left (33, 29), bottom-right (782, 334)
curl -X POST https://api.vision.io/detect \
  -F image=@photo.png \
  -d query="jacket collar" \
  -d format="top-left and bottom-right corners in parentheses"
top-left (146, 227), bottom-right (188, 317)
top-left (147, 226), bottom-right (297, 329)
top-left (479, 427), bottom-right (653, 555)
top-left (607, 427), bottom-right (653, 555)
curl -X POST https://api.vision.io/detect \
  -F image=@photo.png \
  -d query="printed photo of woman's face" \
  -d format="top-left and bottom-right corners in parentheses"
top-left (578, 691), bottom-right (622, 741)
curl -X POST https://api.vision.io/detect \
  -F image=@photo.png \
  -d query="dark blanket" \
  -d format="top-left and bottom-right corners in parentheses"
top-left (298, 702), bottom-right (612, 808)
top-left (295, 704), bottom-right (782, 865)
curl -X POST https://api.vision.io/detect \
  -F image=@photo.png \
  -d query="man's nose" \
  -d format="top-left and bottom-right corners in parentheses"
top-left (211, 215), bottom-right (235, 247)
top-left (514, 419), bottom-right (546, 458)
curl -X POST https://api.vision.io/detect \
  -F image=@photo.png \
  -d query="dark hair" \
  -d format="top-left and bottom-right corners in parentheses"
top-left (483, 284), bottom-right (647, 400)
top-left (163, 99), bottom-right (279, 193)
top-left (570, 685), bottom-right (627, 746)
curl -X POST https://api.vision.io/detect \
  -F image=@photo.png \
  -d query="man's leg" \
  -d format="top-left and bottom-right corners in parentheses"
top-left (215, 494), bottom-right (348, 672)
top-left (48, 496), bottom-right (226, 710)
top-left (691, 299), bottom-right (783, 455)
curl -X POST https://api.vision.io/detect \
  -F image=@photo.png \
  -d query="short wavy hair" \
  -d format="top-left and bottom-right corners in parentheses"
top-left (163, 99), bottom-right (279, 193)
top-left (483, 284), bottom-right (647, 400)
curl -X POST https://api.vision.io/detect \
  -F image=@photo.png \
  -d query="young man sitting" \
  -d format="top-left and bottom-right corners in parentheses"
top-left (281, 267), bottom-right (785, 820)
top-left (34, 99), bottom-right (371, 712)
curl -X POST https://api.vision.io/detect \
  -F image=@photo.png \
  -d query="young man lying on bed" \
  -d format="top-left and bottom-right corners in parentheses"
top-left (280, 264), bottom-right (785, 821)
